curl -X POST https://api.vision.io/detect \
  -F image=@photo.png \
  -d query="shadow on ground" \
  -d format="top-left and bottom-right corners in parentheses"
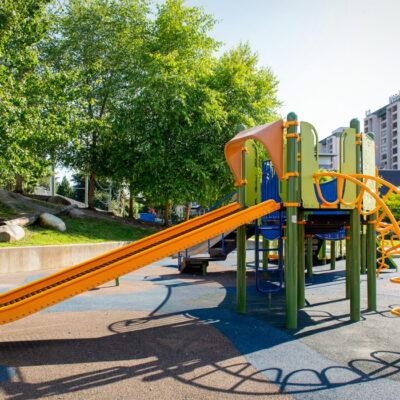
top-left (1, 267), bottom-right (399, 399)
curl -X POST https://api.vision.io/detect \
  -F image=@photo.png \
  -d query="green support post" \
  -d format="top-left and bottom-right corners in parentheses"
top-left (115, 278), bottom-right (120, 286)
top-left (345, 226), bottom-right (351, 299)
top-left (349, 118), bottom-right (361, 322)
top-left (330, 240), bottom-right (336, 270)
top-left (297, 210), bottom-right (305, 308)
top-left (320, 240), bottom-right (327, 264)
top-left (306, 235), bottom-right (313, 278)
top-left (361, 223), bottom-right (367, 274)
top-left (285, 112), bottom-right (299, 329)
top-left (237, 146), bottom-right (247, 314)
top-left (350, 210), bottom-right (361, 321)
top-left (367, 214), bottom-right (377, 310)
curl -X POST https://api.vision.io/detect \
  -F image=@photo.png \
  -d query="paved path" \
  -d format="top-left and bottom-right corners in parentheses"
top-left (0, 253), bottom-right (399, 399)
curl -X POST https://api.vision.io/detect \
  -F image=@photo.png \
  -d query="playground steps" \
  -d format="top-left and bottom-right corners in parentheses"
top-left (0, 200), bottom-right (280, 325)
top-left (181, 225), bottom-right (255, 274)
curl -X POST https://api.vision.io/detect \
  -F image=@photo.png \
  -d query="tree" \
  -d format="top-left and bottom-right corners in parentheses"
top-left (41, 0), bottom-right (150, 208)
top-left (204, 43), bottom-right (281, 200)
top-left (386, 189), bottom-right (400, 222)
top-left (57, 176), bottom-right (73, 198)
top-left (0, 1), bottom-right (77, 192)
top-left (112, 0), bottom-right (224, 225)
top-left (115, 3), bottom-right (280, 224)
top-left (0, 0), bottom-right (50, 189)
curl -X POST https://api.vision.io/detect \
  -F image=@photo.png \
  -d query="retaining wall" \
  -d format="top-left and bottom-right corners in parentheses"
top-left (0, 241), bottom-right (129, 273)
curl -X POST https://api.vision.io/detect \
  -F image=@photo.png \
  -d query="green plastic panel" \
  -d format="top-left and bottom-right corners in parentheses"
top-left (362, 134), bottom-right (376, 211)
top-left (245, 140), bottom-right (261, 206)
top-left (339, 128), bottom-right (356, 209)
top-left (300, 121), bottom-right (320, 208)
top-left (279, 136), bottom-right (287, 202)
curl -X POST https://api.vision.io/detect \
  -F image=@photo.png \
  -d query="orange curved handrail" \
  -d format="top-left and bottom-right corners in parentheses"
top-left (313, 172), bottom-right (400, 276)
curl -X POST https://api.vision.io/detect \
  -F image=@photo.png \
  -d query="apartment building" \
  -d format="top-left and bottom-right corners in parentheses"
top-left (318, 127), bottom-right (343, 170)
top-left (364, 93), bottom-right (400, 169)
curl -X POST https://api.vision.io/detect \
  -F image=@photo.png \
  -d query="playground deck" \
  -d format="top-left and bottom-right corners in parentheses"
top-left (0, 252), bottom-right (399, 399)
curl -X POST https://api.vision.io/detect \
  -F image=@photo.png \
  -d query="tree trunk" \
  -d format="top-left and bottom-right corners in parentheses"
top-left (163, 201), bottom-right (170, 227)
top-left (15, 175), bottom-right (23, 194)
top-left (88, 172), bottom-right (96, 209)
top-left (184, 202), bottom-right (191, 221)
top-left (128, 183), bottom-right (134, 218)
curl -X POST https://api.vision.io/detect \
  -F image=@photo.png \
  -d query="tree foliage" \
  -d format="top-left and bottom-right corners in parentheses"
top-left (106, 1), bottom-right (280, 223)
top-left (57, 176), bottom-right (73, 198)
top-left (41, 0), bottom-right (150, 207)
top-left (2, 0), bottom-right (281, 224)
top-left (0, 0), bottom-right (50, 186)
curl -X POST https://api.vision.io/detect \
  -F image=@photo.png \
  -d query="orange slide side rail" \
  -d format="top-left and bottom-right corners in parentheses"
top-left (0, 202), bottom-right (240, 306)
top-left (0, 200), bottom-right (280, 324)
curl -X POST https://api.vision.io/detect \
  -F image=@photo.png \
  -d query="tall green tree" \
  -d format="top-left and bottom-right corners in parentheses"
top-left (204, 43), bottom-right (281, 199)
top-left (114, 2), bottom-right (280, 224)
top-left (57, 176), bottom-right (73, 198)
top-left (0, 0), bottom-right (52, 190)
top-left (41, 0), bottom-right (150, 208)
top-left (112, 0), bottom-right (225, 225)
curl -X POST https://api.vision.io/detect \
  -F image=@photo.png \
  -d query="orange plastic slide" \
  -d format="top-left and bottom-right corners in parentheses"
top-left (0, 200), bottom-right (280, 324)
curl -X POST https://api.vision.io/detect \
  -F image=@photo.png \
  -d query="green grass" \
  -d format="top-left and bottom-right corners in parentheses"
top-left (0, 217), bottom-right (156, 247)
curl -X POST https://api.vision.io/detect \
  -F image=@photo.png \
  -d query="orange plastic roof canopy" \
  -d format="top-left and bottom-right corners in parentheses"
top-left (224, 120), bottom-right (284, 185)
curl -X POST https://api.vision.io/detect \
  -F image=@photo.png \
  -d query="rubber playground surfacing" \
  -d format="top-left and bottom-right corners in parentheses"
top-left (0, 252), bottom-right (400, 400)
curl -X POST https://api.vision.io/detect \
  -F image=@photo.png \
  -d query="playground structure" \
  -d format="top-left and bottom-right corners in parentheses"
top-left (1, 112), bottom-right (400, 329)
top-left (180, 113), bottom-right (400, 327)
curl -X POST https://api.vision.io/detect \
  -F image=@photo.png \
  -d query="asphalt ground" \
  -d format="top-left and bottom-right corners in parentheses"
top-left (0, 251), bottom-right (399, 399)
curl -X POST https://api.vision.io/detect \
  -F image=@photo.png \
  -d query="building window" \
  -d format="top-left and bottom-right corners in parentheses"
top-left (394, 130), bottom-right (398, 137)
top-left (394, 147), bottom-right (398, 154)
top-left (382, 154), bottom-right (387, 160)
top-left (393, 105), bottom-right (398, 112)
top-left (394, 122), bottom-right (398, 129)
top-left (393, 139), bottom-right (397, 145)
top-left (394, 163), bottom-right (398, 169)
top-left (393, 113), bottom-right (397, 120)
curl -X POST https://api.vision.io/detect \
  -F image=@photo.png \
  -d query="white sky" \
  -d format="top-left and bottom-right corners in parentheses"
top-left (188, 0), bottom-right (400, 138)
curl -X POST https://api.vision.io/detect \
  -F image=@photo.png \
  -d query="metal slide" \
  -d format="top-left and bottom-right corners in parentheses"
top-left (0, 200), bottom-right (280, 325)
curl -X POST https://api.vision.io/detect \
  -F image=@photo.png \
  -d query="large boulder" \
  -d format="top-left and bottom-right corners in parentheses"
top-left (47, 196), bottom-right (71, 206)
top-left (39, 213), bottom-right (66, 232)
top-left (0, 225), bottom-right (25, 242)
top-left (68, 208), bottom-right (85, 219)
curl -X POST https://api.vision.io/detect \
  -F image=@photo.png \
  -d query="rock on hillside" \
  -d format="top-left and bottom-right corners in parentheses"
top-left (39, 213), bottom-right (66, 232)
top-left (0, 225), bottom-right (25, 242)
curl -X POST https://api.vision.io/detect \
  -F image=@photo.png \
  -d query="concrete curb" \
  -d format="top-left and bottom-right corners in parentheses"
top-left (0, 241), bottom-right (129, 273)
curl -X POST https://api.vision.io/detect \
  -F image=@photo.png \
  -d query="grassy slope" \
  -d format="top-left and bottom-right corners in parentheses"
top-left (0, 217), bottom-right (156, 247)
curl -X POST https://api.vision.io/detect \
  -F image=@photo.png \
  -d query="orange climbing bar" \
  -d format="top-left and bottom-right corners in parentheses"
top-left (313, 172), bottom-right (400, 275)
top-left (0, 200), bottom-right (280, 324)
top-left (225, 120), bottom-right (284, 185)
